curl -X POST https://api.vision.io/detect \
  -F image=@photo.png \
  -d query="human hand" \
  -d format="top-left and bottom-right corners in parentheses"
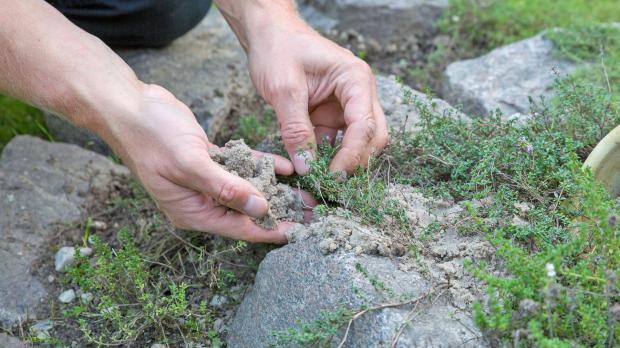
top-left (245, 16), bottom-right (389, 175)
top-left (102, 84), bottom-right (314, 243)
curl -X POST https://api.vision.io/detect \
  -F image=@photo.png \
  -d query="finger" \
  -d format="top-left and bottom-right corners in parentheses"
top-left (271, 84), bottom-right (316, 175)
top-left (195, 204), bottom-right (289, 243)
top-left (294, 188), bottom-right (319, 209)
top-left (310, 101), bottom-right (345, 145)
top-left (359, 99), bottom-right (390, 164)
top-left (251, 150), bottom-right (294, 176)
top-left (177, 155), bottom-right (269, 218)
top-left (303, 209), bottom-right (314, 223)
top-left (315, 126), bottom-right (338, 145)
top-left (330, 63), bottom-right (377, 174)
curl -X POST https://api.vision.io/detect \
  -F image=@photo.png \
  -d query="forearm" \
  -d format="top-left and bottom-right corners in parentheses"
top-left (214, 0), bottom-right (310, 52)
top-left (0, 0), bottom-right (142, 138)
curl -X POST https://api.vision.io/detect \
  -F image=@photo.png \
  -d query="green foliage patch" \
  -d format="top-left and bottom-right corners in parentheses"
top-left (0, 95), bottom-right (49, 151)
top-left (64, 229), bottom-right (221, 347)
top-left (440, 0), bottom-right (620, 54)
top-left (385, 70), bottom-right (620, 345)
top-left (292, 143), bottom-right (410, 230)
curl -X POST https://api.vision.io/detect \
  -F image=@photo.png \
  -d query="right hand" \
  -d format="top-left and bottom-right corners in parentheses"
top-left (103, 84), bottom-right (314, 243)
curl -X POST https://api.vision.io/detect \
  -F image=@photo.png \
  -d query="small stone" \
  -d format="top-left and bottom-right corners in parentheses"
top-left (151, 344), bottom-right (166, 348)
top-left (209, 295), bottom-right (228, 308)
top-left (214, 318), bottom-right (225, 333)
top-left (30, 319), bottom-right (53, 340)
top-left (58, 289), bottom-right (76, 303)
top-left (47, 275), bottom-right (55, 283)
top-left (55, 246), bottom-right (93, 272)
top-left (80, 292), bottom-right (94, 304)
top-left (90, 220), bottom-right (107, 230)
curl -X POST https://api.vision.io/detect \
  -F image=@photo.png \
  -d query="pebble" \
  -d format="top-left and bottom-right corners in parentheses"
top-left (30, 319), bottom-right (53, 340)
top-left (58, 289), bottom-right (76, 303)
top-left (47, 275), bottom-right (55, 283)
top-left (90, 220), bottom-right (108, 230)
top-left (80, 292), bottom-right (94, 304)
top-left (55, 246), bottom-right (93, 272)
top-left (209, 295), bottom-right (228, 308)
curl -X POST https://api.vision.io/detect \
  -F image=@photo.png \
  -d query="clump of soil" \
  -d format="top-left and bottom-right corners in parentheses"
top-left (209, 139), bottom-right (303, 229)
top-left (286, 212), bottom-right (407, 257)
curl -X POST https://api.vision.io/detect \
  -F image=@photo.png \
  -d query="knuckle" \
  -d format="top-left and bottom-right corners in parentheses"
top-left (281, 121), bottom-right (313, 146)
top-left (217, 181), bottom-right (241, 205)
top-left (360, 117), bottom-right (377, 143)
top-left (268, 80), bottom-right (304, 102)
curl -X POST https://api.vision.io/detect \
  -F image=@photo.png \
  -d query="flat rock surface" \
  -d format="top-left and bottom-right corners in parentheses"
top-left (377, 74), bottom-right (467, 133)
top-left (0, 333), bottom-right (26, 348)
top-left (443, 33), bottom-right (577, 118)
top-left (229, 186), bottom-right (491, 347)
top-left (45, 8), bottom-right (258, 153)
top-left (0, 136), bottom-right (128, 328)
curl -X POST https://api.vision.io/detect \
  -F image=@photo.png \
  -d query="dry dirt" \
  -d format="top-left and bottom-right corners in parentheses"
top-left (209, 139), bottom-right (304, 229)
top-left (286, 183), bottom-right (498, 310)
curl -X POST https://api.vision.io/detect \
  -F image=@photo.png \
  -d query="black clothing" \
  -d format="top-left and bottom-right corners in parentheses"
top-left (47, 0), bottom-right (212, 47)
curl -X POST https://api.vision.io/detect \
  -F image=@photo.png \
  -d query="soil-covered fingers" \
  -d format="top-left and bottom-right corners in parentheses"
top-left (271, 84), bottom-right (317, 175)
top-left (251, 150), bottom-right (294, 176)
top-left (295, 189), bottom-right (318, 222)
top-left (172, 153), bottom-right (269, 218)
top-left (179, 202), bottom-right (289, 243)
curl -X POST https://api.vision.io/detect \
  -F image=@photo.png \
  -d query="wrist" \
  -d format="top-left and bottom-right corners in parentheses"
top-left (216, 0), bottom-right (312, 52)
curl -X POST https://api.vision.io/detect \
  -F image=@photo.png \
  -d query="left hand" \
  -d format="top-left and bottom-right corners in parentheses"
top-left (245, 19), bottom-right (389, 175)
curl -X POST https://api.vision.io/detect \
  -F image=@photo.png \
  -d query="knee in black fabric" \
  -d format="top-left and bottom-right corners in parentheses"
top-left (50, 0), bottom-right (212, 47)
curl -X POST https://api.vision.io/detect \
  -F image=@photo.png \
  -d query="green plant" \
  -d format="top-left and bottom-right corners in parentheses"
top-left (0, 95), bottom-right (49, 150)
top-left (440, 0), bottom-right (620, 54)
top-left (64, 229), bottom-right (221, 346)
top-left (292, 142), bottom-right (410, 230)
top-left (385, 64), bottom-right (620, 344)
top-left (232, 106), bottom-right (277, 147)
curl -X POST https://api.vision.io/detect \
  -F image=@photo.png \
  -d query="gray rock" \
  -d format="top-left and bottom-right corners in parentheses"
top-left (54, 246), bottom-right (93, 272)
top-left (45, 8), bottom-right (259, 153)
top-left (300, 0), bottom-right (448, 38)
top-left (228, 235), bottom-right (483, 347)
top-left (0, 333), bottom-right (26, 348)
top-left (443, 33), bottom-right (578, 118)
top-left (0, 136), bottom-right (129, 328)
top-left (58, 289), bottom-right (76, 303)
top-left (30, 319), bottom-right (53, 340)
top-left (376, 74), bottom-right (467, 133)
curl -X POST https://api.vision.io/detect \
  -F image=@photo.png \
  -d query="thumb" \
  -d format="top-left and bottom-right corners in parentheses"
top-left (184, 157), bottom-right (270, 218)
top-left (271, 87), bottom-right (316, 175)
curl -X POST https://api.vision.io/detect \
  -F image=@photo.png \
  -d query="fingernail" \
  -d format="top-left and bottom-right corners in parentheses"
top-left (293, 150), bottom-right (313, 175)
top-left (244, 194), bottom-right (268, 218)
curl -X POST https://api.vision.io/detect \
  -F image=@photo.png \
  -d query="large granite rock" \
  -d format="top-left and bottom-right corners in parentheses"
top-left (443, 33), bottom-right (577, 118)
top-left (377, 74), bottom-right (466, 133)
top-left (45, 8), bottom-right (258, 154)
top-left (0, 136), bottom-right (128, 328)
top-left (229, 187), bottom-right (491, 347)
